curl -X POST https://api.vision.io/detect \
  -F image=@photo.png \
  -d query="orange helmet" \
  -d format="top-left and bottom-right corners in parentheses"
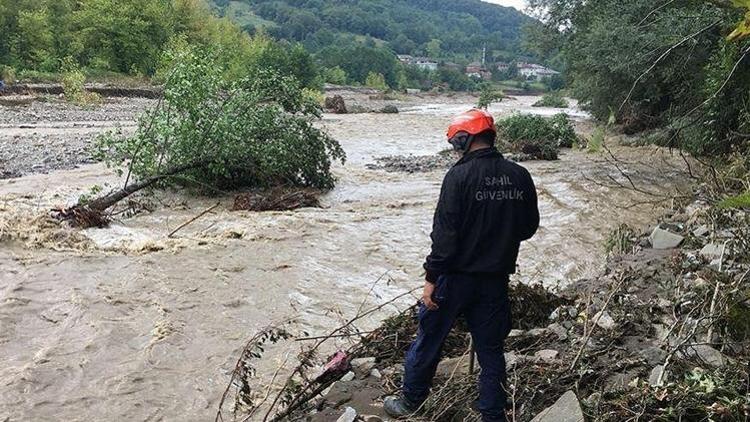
top-left (446, 109), bottom-right (496, 140)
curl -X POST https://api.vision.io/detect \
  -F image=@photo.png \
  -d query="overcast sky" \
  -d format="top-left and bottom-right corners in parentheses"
top-left (482, 0), bottom-right (527, 12)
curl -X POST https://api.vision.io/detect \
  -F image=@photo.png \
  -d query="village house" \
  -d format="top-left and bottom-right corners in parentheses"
top-left (465, 62), bottom-right (492, 80)
top-left (517, 62), bottom-right (560, 80)
top-left (397, 55), bottom-right (438, 71)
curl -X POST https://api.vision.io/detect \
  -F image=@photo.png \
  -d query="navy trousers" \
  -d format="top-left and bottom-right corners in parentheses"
top-left (403, 273), bottom-right (512, 422)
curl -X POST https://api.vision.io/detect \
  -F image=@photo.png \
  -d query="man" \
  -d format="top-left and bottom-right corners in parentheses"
top-left (384, 109), bottom-right (540, 422)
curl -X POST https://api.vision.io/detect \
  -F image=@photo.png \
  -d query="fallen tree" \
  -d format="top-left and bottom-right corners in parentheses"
top-left (55, 44), bottom-right (344, 226)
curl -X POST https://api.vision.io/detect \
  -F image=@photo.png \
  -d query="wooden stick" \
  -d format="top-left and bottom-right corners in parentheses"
top-left (168, 202), bottom-right (221, 238)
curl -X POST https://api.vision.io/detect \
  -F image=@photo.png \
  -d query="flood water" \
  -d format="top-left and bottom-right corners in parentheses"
top-left (0, 95), bottom-right (691, 421)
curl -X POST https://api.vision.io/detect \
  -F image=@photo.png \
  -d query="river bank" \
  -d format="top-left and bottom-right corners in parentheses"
top-left (0, 93), bottom-right (694, 421)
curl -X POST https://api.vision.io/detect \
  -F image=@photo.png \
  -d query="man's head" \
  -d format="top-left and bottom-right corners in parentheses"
top-left (446, 109), bottom-right (496, 154)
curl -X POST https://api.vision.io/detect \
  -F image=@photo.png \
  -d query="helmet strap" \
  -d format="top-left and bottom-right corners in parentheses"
top-left (449, 133), bottom-right (476, 154)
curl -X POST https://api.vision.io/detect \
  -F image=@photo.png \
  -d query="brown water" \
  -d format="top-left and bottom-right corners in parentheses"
top-left (0, 97), bottom-right (691, 421)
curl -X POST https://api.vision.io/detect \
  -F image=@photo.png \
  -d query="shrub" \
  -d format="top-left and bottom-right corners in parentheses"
top-left (477, 84), bottom-right (504, 109)
top-left (94, 44), bottom-right (345, 191)
top-left (532, 93), bottom-right (569, 108)
top-left (496, 113), bottom-right (579, 160)
top-left (323, 66), bottom-right (347, 85)
top-left (1, 66), bottom-right (16, 84)
top-left (365, 72), bottom-right (388, 90)
top-left (60, 58), bottom-right (101, 106)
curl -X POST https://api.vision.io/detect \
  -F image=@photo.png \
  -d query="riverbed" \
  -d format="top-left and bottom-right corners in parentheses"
top-left (0, 93), bottom-right (691, 421)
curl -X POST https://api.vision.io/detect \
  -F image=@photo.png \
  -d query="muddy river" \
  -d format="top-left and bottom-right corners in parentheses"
top-left (0, 93), bottom-right (690, 421)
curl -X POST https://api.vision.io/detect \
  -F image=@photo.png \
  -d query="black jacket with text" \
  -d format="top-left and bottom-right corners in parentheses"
top-left (424, 148), bottom-right (539, 283)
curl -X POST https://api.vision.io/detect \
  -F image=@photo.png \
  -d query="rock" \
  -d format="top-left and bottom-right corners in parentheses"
top-left (699, 243), bottom-right (724, 260)
top-left (604, 370), bottom-right (639, 391)
top-left (594, 311), bottom-right (616, 330)
top-left (351, 357), bottom-right (376, 379)
top-left (379, 105), bottom-right (399, 113)
top-left (436, 356), bottom-right (470, 377)
top-left (324, 382), bottom-right (353, 407)
top-left (649, 365), bottom-right (667, 387)
top-left (341, 371), bottom-right (356, 382)
top-left (362, 416), bottom-right (383, 422)
top-left (324, 95), bottom-right (348, 114)
top-left (639, 346), bottom-right (667, 366)
top-left (547, 323), bottom-right (568, 340)
top-left (530, 390), bottom-right (584, 422)
top-left (649, 227), bottom-right (684, 249)
top-left (527, 328), bottom-right (547, 337)
top-left (534, 349), bottom-right (559, 362)
top-left (508, 329), bottom-right (525, 338)
top-left (370, 369), bottom-right (382, 379)
top-left (336, 406), bottom-right (357, 422)
top-left (692, 226), bottom-right (710, 237)
top-left (680, 344), bottom-right (728, 367)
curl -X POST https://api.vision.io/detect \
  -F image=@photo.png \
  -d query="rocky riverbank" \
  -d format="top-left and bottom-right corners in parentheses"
top-left (270, 189), bottom-right (750, 422)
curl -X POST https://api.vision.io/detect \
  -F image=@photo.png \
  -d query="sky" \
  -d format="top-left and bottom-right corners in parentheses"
top-left (482, 0), bottom-right (527, 12)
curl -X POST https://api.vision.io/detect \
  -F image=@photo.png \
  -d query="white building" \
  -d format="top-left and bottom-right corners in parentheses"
top-left (397, 55), bottom-right (438, 71)
top-left (518, 63), bottom-right (560, 80)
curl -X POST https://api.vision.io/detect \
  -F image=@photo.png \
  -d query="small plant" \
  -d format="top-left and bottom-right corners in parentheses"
top-left (60, 57), bottom-right (101, 106)
top-left (605, 224), bottom-right (637, 255)
top-left (1, 66), bottom-right (16, 84)
top-left (77, 184), bottom-right (105, 205)
top-left (586, 126), bottom-right (605, 153)
top-left (364, 72), bottom-right (388, 91)
top-left (533, 92), bottom-right (569, 108)
top-left (477, 84), bottom-right (504, 109)
top-left (718, 191), bottom-right (750, 209)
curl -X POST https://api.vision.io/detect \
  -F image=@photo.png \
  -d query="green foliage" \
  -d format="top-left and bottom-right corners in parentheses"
top-left (496, 113), bottom-right (578, 160)
top-left (1, 66), bottom-right (16, 83)
top-left (364, 72), bottom-right (388, 91)
top-left (718, 191), bottom-right (750, 209)
top-left (476, 84), bottom-right (503, 109)
top-left (317, 44), bottom-right (397, 87)
top-left (532, 92), bottom-right (568, 108)
top-left (605, 224), bottom-right (637, 255)
top-left (526, 0), bottom-right (750, 156)
top-left (217, 0), bottom-right (535, 62)
top-left (60, 57), bottom-right (100, 105)
top-left (498, 113), bottom-right (578, 148)
top-left (586, 126), bottom-right (605, 153)
top-left (323, 66), bottom-right (347, 85)
top-left (95, 44), bottom-right (345, 191)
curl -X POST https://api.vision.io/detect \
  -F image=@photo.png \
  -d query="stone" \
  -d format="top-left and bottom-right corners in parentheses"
top-left (692, 226), bottom-right (710, 237)
top-left (530, 390), bottom-right (584, 422)
top-left (547, 323), bottom-right (569, 340)
top-left (649, 365), bottom-right (667, 387)
top-left (508, 329), bottom-right (525, 338)
top-left (700, 243), bottom-right (724, 260)
top-left (680, 344), bottom-right (728, 368)
top-left (341, 371), bottom-right (356, 382)
top-left (639, 346), bottom-right (667, 366)
top-left (649, 227), bottom-right (685, 249)
top-left (351, 357), bottom-right (376, 379)
top-left (436, 356), bottom-right (470, 377)
top-left (362, 416), bottom-right (383, 422)
top-left (534, 349), bottom-right (559, 362)
top-left (595, 311), bottom-right (616, 330)
top-left (604, 371), bottom-right (639, 391)
top-left (370, 369), bottom-right (382, 379)
top-left (324, 382), bottom-right (353, 407)
top-left (527, 328), bottom-right (547, 337)
top-left (336, 407), bottom-right (357, 422)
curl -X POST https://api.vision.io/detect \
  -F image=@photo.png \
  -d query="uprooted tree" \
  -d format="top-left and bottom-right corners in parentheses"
top-left (57, 44), bottom-right (345, 225)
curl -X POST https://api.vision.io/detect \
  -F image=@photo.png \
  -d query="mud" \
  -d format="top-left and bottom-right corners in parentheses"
top-left (0, 93), bottom-right (694, 421)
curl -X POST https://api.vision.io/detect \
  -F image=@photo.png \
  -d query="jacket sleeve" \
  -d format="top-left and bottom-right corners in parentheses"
top-left (423, 169), bottom-right (462, 283)
top-left (517, 169), bottom-right (540, 241)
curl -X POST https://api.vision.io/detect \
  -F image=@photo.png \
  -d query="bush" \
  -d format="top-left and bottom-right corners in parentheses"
top-left (496, 113), bottom-right (579, 156)
top-left (1, 66), bottom-right (16, 84)
top-left (477, 84), bottom-right (504, 109)
top-left (323, 66), bottom-right (347, 85)
top-left (532, 93), bottom-right (569, 108)
top-left (94, 45), bottom-right (345, 191)
top-left (60, 58), bottom-right (101, 106)
top-left (365, 72), bottom-right (388, 90)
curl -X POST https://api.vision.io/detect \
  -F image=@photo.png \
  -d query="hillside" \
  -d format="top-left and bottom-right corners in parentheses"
top-left (209, 0), bottom-right (536, 63)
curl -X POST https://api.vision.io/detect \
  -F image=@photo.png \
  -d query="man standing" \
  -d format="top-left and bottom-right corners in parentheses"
top-left (384, 109), bottom-right (540, 422)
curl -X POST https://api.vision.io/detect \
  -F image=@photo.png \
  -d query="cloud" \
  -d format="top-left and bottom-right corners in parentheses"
top-left (481, 0), bottom-right (527, 11)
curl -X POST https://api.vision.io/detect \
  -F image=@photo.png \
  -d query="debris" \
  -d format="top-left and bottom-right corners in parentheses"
top-left (351, 357), bottom-right (376, 379)
top-left (534, 349), bottom-right (559, 362)
top-left (649, 226), bottom-right (685, 249)
top-left (324, 95), bottom-right (348, 114)
top-left (530, 391), bottom-right (584, 422)
top-left (336, 406), bottom-right (357, 422)
top-left (699, 243), bottom-right (724, 260)
top-left (649, 365), bottom-right (667, 386)
top-left (232, 188), bottom-right (321, 212)
top-left (378, 105), bottom-right (399, 114)
top-left (594, 310), bottom-right (616, 330)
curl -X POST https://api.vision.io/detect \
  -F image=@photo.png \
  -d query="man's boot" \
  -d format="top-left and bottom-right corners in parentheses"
top-left (383, 395), bottom-right (421, 419)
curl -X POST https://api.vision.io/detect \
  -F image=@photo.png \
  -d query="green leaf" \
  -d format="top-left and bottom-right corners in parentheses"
top-left (718, 191), bottom-right (750, 209)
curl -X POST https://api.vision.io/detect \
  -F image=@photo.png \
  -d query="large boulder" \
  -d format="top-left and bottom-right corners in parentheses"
top-left (325, 95), bottom-right (348, 114)
top-left (530, 391), bottom-right (584, 422)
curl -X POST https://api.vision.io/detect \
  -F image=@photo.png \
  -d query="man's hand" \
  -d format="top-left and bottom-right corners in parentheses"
top-left (422, 281), bottom-right (439, 310)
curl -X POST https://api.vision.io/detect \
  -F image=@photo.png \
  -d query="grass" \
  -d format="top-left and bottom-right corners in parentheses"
top-left (718, 191), bottom-right (750, 209)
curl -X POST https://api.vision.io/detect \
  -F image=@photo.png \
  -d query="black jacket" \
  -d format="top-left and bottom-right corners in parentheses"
top-left (424, 148), bottom-right (539, 283)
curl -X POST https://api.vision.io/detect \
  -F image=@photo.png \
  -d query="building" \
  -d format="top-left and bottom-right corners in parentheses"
top-left (397, 55), bottom-right (438, 71)
top-left (518, 63), bottom-right (560, 81)
top-left (496, 62), bottom-right (510, 72)
top-left (465, 62), bottom-right (492, 80)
